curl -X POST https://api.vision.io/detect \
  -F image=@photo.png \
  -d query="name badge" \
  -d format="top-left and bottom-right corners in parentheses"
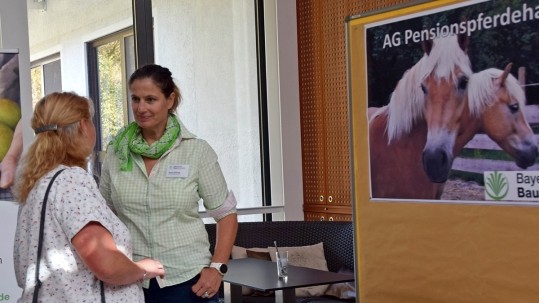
top-left (166, 164), bottom-right (189, 178)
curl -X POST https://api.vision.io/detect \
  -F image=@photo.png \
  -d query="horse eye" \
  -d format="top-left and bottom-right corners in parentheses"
top-left (421, 84), bottom-right (427, 94)
top-left (509, 103), bottom-right (519, 113)
top-left (458, 76), bottom-right (468, 90)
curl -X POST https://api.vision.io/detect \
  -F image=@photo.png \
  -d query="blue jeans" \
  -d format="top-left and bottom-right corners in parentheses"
top-left (144, 275), bottom-right (220, 303)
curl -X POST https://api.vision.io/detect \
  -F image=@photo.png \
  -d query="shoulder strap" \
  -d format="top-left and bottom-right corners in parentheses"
top-left (32, 169), bottom-right (65, 303)
top-left (101, 280), bottom-right (105, 303)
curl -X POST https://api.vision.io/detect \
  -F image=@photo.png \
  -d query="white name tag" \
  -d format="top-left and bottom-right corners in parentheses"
top-left (166, 164), bottom-right (189, 178)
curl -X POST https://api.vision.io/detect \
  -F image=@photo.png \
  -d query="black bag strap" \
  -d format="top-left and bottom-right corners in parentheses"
top-left (32, 169), bottom-right (65, 303)
top-left (100, 280), bottom-right (105, 302)
top-left (32, 168), bottom-right (106, 303)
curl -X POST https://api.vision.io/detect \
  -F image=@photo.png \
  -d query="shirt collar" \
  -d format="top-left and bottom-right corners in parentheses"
top-left (178, 119), bottom-right (196, 140)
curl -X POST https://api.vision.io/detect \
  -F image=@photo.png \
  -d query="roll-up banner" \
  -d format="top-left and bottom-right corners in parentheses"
top-left (348, 1), bottom-right (539, 302)
top-left (0, 49), bottom-right (21, 302)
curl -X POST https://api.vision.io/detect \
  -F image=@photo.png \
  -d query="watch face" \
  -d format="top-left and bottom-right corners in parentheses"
top-left (220, 263), bottom-right (228, 274)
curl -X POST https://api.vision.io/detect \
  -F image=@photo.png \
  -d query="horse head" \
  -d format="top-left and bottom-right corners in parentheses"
top-left (468, 63), bottom-right (538, 169)
top-left (385, 33), bottom-right (472, 183)
top-left (419, 34), bottom-right (472, 183)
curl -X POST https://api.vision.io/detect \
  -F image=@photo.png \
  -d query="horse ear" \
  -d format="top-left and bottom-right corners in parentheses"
top-left (457, 17), bottom-right (469, 52)
top-left (422, 39), bottom-right (433, 55)
top-left (499, 62), bottom-right (513, 87)
top-left (457, 33), bottom-right (469, 53)
top-left (502, 63), bottom-right (513, 80)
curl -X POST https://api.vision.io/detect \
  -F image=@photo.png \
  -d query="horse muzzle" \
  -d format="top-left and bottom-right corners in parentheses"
top-left (422, 148), bottom-right (452, 183)
top-left (515, 141), bottom-right (538, 169)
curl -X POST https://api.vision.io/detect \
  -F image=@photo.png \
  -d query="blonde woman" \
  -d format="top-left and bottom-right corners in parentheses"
top-left (13, 92), bottom-right (165, 303)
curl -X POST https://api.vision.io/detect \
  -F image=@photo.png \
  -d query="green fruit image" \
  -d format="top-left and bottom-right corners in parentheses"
top-left (0, 98), bottom-right (21, 129)
top-left (0, 122), bottom-right (14, 162)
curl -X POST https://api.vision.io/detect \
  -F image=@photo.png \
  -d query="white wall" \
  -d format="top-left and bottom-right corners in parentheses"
top-left (152, 0), bottom-right (263, 218)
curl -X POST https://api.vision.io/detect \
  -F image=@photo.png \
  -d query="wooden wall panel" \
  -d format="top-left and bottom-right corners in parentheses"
top-left (320, 0), bottom-right (350, 207)
top-left (298, 0), bottom-right (412, 212)
top-left (297, 0), bottom-right (326, 206)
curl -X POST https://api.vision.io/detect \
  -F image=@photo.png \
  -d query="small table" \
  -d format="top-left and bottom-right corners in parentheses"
top-left (222, 258), bottom-right (355, 303)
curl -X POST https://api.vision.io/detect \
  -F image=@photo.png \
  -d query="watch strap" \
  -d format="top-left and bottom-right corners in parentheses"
top-left (208, 262), bottom-right (226, 275)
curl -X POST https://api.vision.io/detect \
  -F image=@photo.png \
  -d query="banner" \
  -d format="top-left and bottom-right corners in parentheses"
top-left (349, 1), bottom-right (539, 302)
top-left (0, 50), bottom-right (22, 302)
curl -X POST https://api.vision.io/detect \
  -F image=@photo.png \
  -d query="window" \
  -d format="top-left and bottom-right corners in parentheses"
top-left (30, 55), bottom-right (62, 107)
top-left (87, 28), bottom-right (136, 175)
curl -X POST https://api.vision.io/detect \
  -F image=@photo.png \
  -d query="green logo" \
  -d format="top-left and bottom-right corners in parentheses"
top-left (485, 171), bottom-right (509, 200)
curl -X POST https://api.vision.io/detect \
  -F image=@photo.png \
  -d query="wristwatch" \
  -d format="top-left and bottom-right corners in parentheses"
top-left (208, 262), bottom-right (228, 275)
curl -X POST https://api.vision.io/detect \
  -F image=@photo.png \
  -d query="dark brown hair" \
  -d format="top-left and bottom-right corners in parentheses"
top-left (129, 64), bottom-right (182, 113)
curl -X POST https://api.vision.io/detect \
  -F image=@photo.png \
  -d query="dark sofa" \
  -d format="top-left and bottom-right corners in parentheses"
top-left (205, 220), bottom-right (356, 303)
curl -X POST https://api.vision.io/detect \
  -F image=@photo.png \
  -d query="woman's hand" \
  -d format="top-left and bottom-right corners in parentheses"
top-left (0, 120), bottom-right (22, 189)
top-left (136, 258), bottom-right (166, 280)
top-left (191, 213), bottom-right (237, 298)
top-left (191, 267), bottom-right (222, 298)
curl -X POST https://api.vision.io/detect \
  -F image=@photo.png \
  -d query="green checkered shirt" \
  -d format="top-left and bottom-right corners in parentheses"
top-left (100, 121), bottom-right (235, 288)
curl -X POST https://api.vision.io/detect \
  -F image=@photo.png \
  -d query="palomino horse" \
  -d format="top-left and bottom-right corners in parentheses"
top-left (388, 34), bottom-right (473, 183)
top-left (464, 64), bottom-right (537, 168)
top-left (369, 63), bottom-right (538, 199)
top-left (369, 34), bottom-right (472, 199)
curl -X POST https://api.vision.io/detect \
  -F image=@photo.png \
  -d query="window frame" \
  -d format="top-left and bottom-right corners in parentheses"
top-left (30, 53), bottom-right (62, 107)
top-left (86, 28), bottom-right (134, 155)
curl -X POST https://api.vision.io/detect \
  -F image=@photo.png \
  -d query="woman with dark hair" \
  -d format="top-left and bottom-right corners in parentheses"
top-left (13, 92), bottom-right (165, 303)
top-left (100, 64), bottom-right (238, 303)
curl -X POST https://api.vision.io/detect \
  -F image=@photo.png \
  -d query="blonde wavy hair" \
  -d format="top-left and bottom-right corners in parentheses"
top-left (13, 92), bottom-right (94, 202)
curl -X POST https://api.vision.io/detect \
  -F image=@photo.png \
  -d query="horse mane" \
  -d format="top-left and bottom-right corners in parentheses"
top-left (386, 35), bottom-right (472, 143)
top-left (386, 56), bottom-right (426, 142)
top-left (468, 68), bottom-right (525, 117)
top-left (368, 105), bottom-right (388, 124)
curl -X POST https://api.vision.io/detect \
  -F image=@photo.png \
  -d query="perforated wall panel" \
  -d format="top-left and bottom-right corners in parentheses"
top-left (297, 0), bottom-right (412, 215)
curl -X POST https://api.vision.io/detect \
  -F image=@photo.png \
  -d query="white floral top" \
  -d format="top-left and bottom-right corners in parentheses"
top-left (14, 165), bottom-right (144, 303)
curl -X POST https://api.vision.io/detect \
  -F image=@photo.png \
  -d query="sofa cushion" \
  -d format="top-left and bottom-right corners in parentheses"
top-left (232, 245), bottom-right (269, 259)
top-left (268, 242), bottom-right (330, 297)
top-left (247, 249), bottom-right (272, 260)
top-left (324, 266), bottom-right (356, 299)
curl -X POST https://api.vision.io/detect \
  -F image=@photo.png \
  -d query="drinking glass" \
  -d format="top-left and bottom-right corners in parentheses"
top-left (275, 251), bottom-right (288, 279)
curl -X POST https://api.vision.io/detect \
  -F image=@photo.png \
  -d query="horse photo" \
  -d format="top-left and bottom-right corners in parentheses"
top-left (369, 33), bottom-right (472, 199)
top-left (369, 62), bottom-right (539, 200)
top-left (365, 0), bottom-right (539, 202)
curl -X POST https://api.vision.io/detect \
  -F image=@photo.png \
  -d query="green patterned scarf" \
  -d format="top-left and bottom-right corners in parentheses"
top-left (110, 115), bottom-right (181, 171)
